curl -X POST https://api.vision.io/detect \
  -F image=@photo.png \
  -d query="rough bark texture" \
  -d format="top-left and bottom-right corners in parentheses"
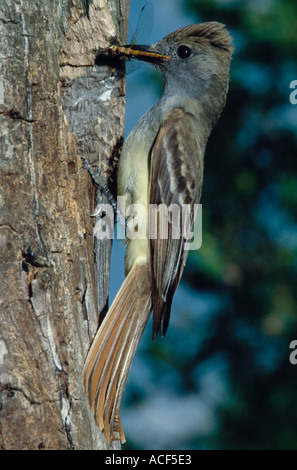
top-left (0, 0), bottom-right (128, 450)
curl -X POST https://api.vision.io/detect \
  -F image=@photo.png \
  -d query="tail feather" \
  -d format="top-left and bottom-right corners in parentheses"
top-left (83, 262), bottom-right (151, 443)
top-left (111, 293), bottom-right (151, 427)
top-left (100, 303), bottom-right (135, 430)
top-left (94, 300), bottom-right (134, 427)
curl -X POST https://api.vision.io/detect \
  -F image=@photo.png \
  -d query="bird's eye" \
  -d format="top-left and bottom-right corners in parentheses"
top-left (177, 45), bottom-right (192, 59)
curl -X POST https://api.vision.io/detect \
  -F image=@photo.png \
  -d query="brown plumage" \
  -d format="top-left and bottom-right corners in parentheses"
top-left (149, 108), bottom-right (204, 338)
top-left (167, 22), bottom-right (234, 52)
top-left (83, 263), bottom-right (151, 442)
top-left (83, 21), bottom-right (233, 444)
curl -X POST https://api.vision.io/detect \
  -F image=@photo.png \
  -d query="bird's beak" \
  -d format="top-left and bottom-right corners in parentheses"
top-left (109, 44), bottom-right (170, 64)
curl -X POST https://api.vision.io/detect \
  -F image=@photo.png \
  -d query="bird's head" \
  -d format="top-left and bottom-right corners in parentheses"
top-left (150, 23), bottom-right (234, 118)
top-left (114, 22), bottom-right (234, 123)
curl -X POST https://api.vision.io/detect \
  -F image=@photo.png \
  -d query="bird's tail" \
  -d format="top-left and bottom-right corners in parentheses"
top-left (82, 262), bottom-right (151, 444)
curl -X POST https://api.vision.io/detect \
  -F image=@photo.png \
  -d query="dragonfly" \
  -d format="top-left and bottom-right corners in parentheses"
top-left (108, 43), bottom-right (170, 64)
top-left (109, 3), bottom-right (170, 64)
top-left (96, 3), bottom-right (170, 68)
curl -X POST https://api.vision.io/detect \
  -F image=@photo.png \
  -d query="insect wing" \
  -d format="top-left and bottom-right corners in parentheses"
top-left (126, 2), bottom-right (154, 74)
top-left (129, 2), bottom-right (154, 46)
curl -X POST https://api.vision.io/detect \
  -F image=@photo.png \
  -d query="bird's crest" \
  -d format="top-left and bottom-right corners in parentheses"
top-left (169, 22), bottom-right (234, 53)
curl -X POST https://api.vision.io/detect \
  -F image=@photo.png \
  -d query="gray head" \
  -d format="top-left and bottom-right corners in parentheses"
top-left (149, 22), bottom-right (234, 123)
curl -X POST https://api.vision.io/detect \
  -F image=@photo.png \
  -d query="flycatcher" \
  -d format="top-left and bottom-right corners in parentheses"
top-left (83, 22), bottom-right (233, 444)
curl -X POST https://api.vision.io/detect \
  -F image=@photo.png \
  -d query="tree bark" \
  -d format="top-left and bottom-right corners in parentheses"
top-left (0, 0), bottom-right (128, 450)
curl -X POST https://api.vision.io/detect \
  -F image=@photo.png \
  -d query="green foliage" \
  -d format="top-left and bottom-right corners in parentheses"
top-left (182, 0), bottom-right (297, 450)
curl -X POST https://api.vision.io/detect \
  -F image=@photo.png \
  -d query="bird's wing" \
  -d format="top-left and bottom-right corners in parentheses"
top-left (149, 107), bottom-right (204, 338)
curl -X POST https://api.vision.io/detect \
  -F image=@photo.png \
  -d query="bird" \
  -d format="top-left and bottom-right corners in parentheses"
top-left (83, 21), bottom-right (234, 444)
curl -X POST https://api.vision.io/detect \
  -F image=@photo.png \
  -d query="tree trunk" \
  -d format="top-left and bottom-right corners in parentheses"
top-left (0, 0), bottom-right (128, 450)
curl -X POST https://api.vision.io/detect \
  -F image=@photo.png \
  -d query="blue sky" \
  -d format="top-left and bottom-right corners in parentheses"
top-left (125, 0), bottom-right (196, 135)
